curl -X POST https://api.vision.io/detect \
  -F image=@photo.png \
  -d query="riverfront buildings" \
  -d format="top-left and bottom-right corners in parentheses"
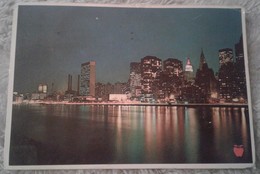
top-left (27, 46), bottom-right (245, 103)
top-left (14, 36), bottom-right (247, 104)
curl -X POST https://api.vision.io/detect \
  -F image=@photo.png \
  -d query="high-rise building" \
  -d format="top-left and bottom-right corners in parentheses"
top-left (195, 49), bottom-right (217, 102)
top-left (141, 56), bottom-right (162, 94)
top-left (130, 62), bottom-right (141, 74)
top-left (65, 74), bottom-right (73, 95)
top-left (163, 58), bottom-right (183, 77)
top-left (184, 57), bottom-right (194, 82)
top-left (199, 49), bottom-right (206, 70)
top-left (158, 58), bottom-right (183, 100)
top-left (185, 58), bottom-right (193, 72)
top-left (218, 48), bottom-right (235, 101)
top-left (38, 84), bottom-right (48, 94)
top-left (77, 75), bottom-right (80, 96)
top-left (80, 61), bottom-right (96, 96)
top-left (67, 74), bottom-right (72, 92)
top-left (95, 82), bottom-right (105, 99)
top-left (65, 74), bottom-right (77, 99)
top-left (129, 62), bottom-right (142, 97)
top-left (219, 48), bottom-right (233, 66)
top-left (234, 35), bottom-right (247, 100)
top-left (235, 36), bottom-right (244, 62)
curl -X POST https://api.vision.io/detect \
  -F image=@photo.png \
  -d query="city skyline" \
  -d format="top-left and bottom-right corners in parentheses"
top-left (14, 6), bottom-right (243, 93)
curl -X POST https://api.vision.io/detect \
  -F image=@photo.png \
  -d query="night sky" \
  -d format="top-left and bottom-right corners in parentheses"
top-left (13, 5), bottom-right (243, 93)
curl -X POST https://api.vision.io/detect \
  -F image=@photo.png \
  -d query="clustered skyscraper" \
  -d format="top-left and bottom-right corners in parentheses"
top-left (218, 36), bottom-right (247, 102)
top-left (61, 36), bottom-right (247, 103)
top-left (124, 36), bottom-right (247, 103)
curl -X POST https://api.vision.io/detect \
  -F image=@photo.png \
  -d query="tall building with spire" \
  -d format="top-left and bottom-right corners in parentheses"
top-left (234, 35), bottom-right (247, 100)
top-left (195, 49), bottom-right (217, 102)
top-left (199, 49), bottom-right (206, 70)
top-left (184, 57), bottom-right (194, 82)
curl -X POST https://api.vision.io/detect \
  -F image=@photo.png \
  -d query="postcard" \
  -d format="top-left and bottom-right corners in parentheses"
top-left (4, 3), bottom-right (255, 169)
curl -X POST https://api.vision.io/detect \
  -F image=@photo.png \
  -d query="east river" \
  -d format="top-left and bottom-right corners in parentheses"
top-left (9, 104), bottom-right (253, 165)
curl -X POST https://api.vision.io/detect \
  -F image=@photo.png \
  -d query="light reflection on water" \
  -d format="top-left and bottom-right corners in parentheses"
top-left (10, 104), bottom-right (252, 165)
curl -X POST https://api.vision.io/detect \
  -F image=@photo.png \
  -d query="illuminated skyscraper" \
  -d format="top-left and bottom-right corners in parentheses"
top-left (219, 48), bottom-right (233, 66)
top-left (158, 58), bottom-right (183, 100)
top-left (38, 84), bottom-right (48, 94)
top-left (185, 58), bottom-right (193, 72)
top-left (141, 56), bottom-right (162, 94)
top-left (234, 36), bottom-right (247, 100)
top-left (129, 62), bottom-right (141, 97)
top-left (218, 48), bottom-right (235, 101)
top-left (184, 57), bottom-right (194, 82)
top-left (80, 61), bottom-right (96, 96)
top-left (163, 58), bottom-right (183, 77)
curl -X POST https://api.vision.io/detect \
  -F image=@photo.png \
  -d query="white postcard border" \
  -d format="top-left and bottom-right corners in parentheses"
top-left (4, 3), bottom-right (256, 170)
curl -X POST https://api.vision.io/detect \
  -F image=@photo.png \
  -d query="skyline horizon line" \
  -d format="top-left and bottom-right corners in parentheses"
top-left (15, 47), bottom-right (242, 94)
top-left (16, 48), bottom-right (243, 94)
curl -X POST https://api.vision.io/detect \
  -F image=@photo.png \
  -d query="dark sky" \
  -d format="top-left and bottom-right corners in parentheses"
top-left (14, 5), bottom-right (243, 93)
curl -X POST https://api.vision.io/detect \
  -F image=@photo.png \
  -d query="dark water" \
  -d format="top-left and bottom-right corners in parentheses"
top-left (9, 104), bottom-right (253, 165)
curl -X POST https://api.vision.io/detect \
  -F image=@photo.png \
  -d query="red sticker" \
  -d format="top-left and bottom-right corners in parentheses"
top-left (233, 145), bottom-right (244, 157)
